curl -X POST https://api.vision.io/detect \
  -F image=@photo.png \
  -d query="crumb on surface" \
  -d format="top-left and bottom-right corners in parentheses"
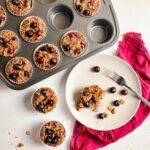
top-left (107, 106), bottom-right (116, 114)
top-left (105, 113), bottom-right (109, 118)
top-left (120, 99), bottom-right (125, 104)
top-left (26, 131), bottom-right (31, 136)
top-left (111, 108), bottom-right (116, 114)
top-left (17, 143), bottom-right (24, 148)
top-left (107, 106), bottom-right (113, 111)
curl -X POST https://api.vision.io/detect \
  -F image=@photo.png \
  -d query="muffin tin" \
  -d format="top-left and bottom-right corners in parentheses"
top-left (0, 0), bottom-right (119, 90)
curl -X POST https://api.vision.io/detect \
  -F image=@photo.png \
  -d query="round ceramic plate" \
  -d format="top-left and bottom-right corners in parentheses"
top-left (66, 54), bottom-right (141, 131)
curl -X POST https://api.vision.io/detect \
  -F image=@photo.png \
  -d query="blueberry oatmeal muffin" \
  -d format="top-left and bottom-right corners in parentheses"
top-left (74, 0), bottom-right (100, 17)
top-left (0, 30), bottom-right (19, 57)
top-left (40, 121), bottom-right (66, 147)
top-left (77, 85), bottom-right (106, 111)
top-left (34, 44), bottom-right (60, 70)
top-left (32, 87), bottom-right (57, 114)
top-left (0, 6), bottom-right (6, 27)
top-left (19, 16), bottom-right (47, 43)
top-left (5, 57), bottom-right (32, 84)
top-left (60, 31), bottom-right (87, 57)
top-left (6, 0), bottom-right (33, 16)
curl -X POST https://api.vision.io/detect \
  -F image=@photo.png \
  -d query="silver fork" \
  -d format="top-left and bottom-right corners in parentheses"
top-left (109, 72), bottom-right (150, 107)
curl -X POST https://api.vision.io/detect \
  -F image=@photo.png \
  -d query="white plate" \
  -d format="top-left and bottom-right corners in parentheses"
top-left (66, 54), bottom-right (141, 131)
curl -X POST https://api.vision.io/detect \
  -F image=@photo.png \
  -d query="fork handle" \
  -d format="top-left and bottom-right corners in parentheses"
top-left (125, 84), bottom-right (150, 107)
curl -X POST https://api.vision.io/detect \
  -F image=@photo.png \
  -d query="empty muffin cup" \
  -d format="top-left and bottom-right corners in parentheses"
top-left (88, 19), bottom-right (113, 44)
top-left (47, 4), bottom-right (74, 31)
top-left (6, 0), bottom-right (33, 16)
top-left (60, 31), bottom-right (88, 57)
top-left (5, 57), bottom-right (33, 84)
top-left (40, 121), bottom-right (66, 147)
top-left (0, 6), bottom-right (6, 27)
top-left (31, 87), bottom-right (58, 114)
top-left (33, 43), bottom-right (60, 70)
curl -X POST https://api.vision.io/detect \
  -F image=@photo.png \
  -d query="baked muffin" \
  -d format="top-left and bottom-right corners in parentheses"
top-left (19, 16), bottom-right (47, 43)
top-left (0, 30), bottom-right (19, 57)
top-left (74, 0), bottom-right (100, 17)
top-left (32, 87), bottom-right (57, 114)
top-left (40, 121), bottom-right (66, 147)
top-left (77, 85), bottom-right (106, 111)
top-left (34, 44), bottom-right (60, 70)
top-left (0, 6), bottom-right (6, 27)
top-left (5, 57), bottom-right (32, 84)
top-left (6, 0), bottom-right (33, 16)
top-left (60, 31), bottom-right (87, 57)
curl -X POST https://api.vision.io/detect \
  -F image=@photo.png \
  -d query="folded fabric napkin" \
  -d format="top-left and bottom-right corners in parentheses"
top-left (70, 32), bottom-right (150, 150)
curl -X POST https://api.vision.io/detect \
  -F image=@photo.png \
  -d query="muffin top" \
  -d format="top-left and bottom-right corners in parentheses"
top-left (0, 6), bottom-right (6, 27)
top-left (40, 121), bottom-right (66, 147)
top-left (61, 31), bottom-right (87, 57)
top-left (5, 57), bottom-right (33, 84)
top-left (0, 30), bottom-right (19, 57)
top-left (19, 16), bottom-right (47, 43)
top-left (32, 87), bottom-right (57, 114)
top-left (74, 0), bottom-right (100, 17)
top-left (34, 44), bottom-right (60, 70)
top-left (7, 0), bottom-right (33, 16)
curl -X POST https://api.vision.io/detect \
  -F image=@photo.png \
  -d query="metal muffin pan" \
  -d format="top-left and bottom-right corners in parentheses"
top-left (0, 0), bottom-right (119, 90)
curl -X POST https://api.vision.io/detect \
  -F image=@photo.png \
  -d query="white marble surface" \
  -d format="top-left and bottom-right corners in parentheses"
top-left (0, 0), bottom-right (150, 150)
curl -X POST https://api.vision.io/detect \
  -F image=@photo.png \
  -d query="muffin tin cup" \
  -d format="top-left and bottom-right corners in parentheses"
top-left (19, 16), bottom-right (47, 43)
top-left (87, 19), bottom-right (114, 44)
top-left (47, 4), bottom-right (74, 31)
top-left (33, 43), bottom-right (61, 71)
top-left (60, 30), bottom-right (88, 57)
top-left (6, 0), bottom-right (34, 17)
top-left (0, 29), bottom-right (20, 57)
top-left (5, 57), bottom-right (33, 84)
top-left (73, 0), bottom-right (101, 17)
top-left (0, 5), bottom-right (7, 28)
top-left (0, 0), bottom-right (119, 90)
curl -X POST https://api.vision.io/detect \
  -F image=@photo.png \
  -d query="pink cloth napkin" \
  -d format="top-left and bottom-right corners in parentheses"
top-left (70, 32), bottom-right (150, 150)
